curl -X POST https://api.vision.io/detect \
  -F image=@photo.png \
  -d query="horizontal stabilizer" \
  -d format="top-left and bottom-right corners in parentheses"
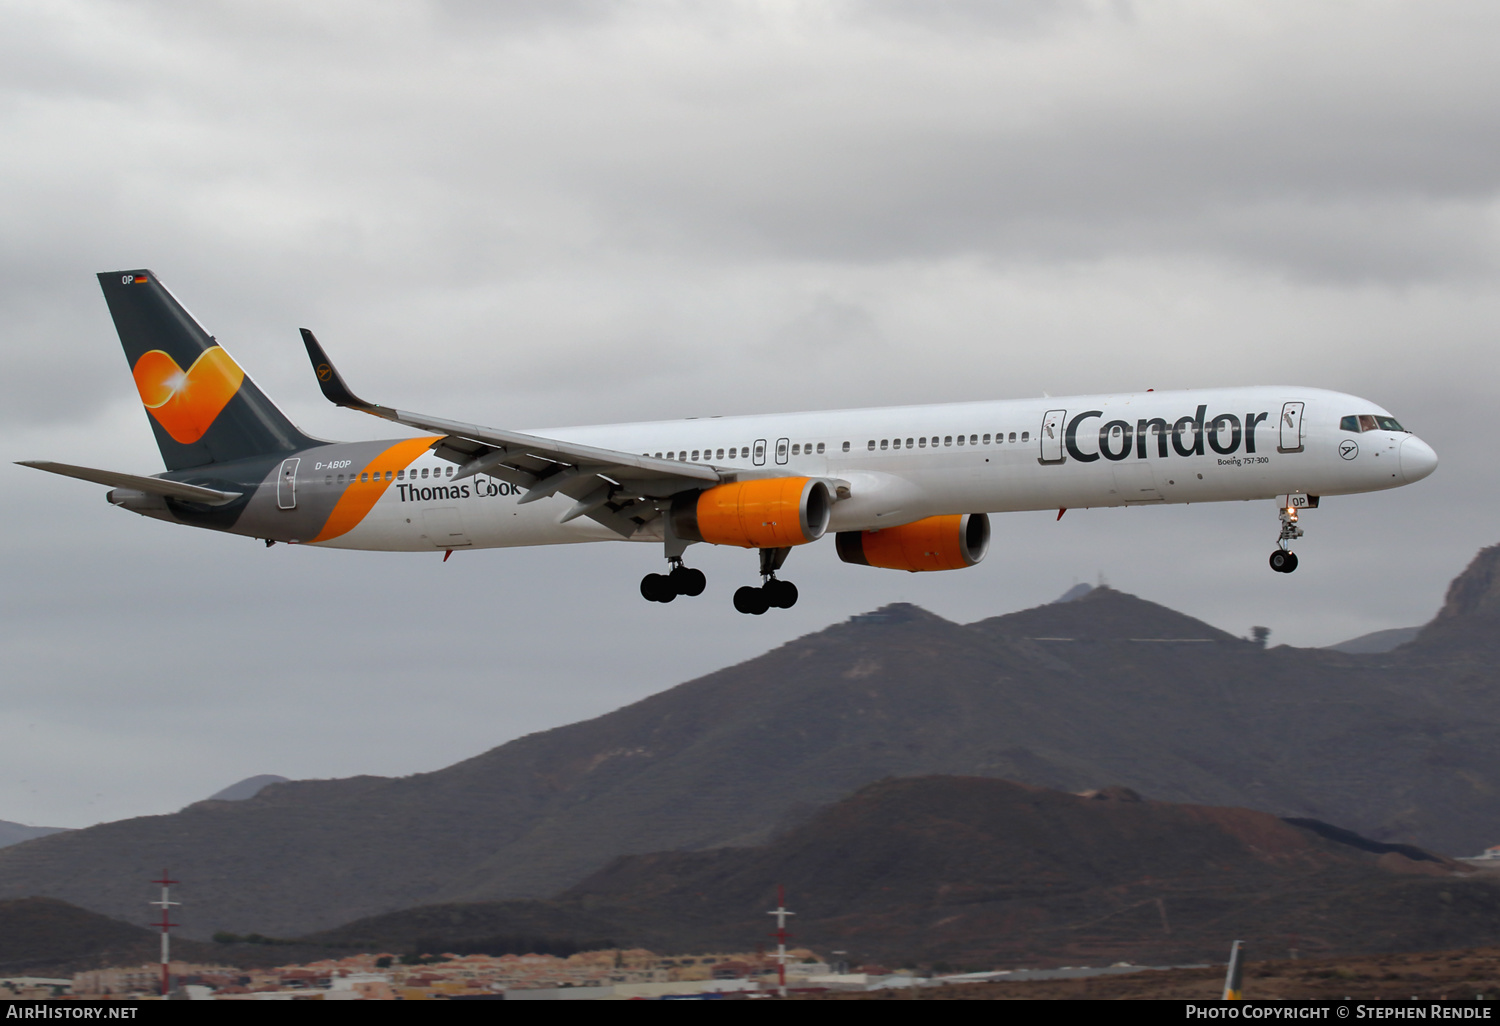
top-left (16, 461), bottom-right (243, 506)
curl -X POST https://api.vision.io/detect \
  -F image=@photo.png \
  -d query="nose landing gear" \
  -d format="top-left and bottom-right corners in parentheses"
top-left (733, 546), bottom-right (799, 614)
top-left (640, 559), bottom-right (707, 603)
top-left (1269, 505), bottom-right (1303, 574)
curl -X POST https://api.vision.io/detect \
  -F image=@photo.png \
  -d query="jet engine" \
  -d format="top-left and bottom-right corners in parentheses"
top-left (670, 477), bottom-right (832, 548)
top-left (835, 513), bottom-right (990, 572)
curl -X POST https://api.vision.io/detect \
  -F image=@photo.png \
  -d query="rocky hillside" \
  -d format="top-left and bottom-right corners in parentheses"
top-left (1, 545), bottom-right (1498, 939)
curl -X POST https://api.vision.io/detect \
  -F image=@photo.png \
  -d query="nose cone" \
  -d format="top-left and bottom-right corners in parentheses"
top-left (1400, 436), bottom-right (1439, 483)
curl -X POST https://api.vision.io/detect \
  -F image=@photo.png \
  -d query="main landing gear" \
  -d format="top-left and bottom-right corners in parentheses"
top-left (1269, 505), bottom-right (1303, 574)
top-left (640, 560), bottom-right (706, 603)
top-left (733, 547), bottom-right (798, 615)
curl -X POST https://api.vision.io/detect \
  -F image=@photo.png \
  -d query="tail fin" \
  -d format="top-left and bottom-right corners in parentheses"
top-left (98, 270), bottom-right (317, 471)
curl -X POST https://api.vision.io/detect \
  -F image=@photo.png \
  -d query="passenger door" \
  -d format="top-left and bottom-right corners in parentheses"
top-left (277, 457), bottom-right (299, 510)
top-left (1278, 402), bottom-right (1305, 454)
top-left (1039, 410), bottom-right (1066, 464)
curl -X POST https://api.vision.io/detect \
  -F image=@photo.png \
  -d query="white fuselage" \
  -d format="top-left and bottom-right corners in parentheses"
top-left (306, 385), bottom-right (1436, 553)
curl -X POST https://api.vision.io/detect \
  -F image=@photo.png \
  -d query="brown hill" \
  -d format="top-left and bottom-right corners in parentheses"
top-left (2, 546), bottom-right (1500, 939)
top-left (1405, 542), bottom-right (1500, 657)
top-left (0, 897), bottom-right (230, 974)
top-left (306, 776), bottom-right (1499, 966)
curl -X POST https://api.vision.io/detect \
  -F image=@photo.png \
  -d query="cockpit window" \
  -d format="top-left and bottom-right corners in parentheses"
top-left (1342, 414), bottom-right (1407, 433)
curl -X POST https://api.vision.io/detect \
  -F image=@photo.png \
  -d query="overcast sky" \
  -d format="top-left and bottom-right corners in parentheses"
top-left (2, 0), bottom-right (1497, 828)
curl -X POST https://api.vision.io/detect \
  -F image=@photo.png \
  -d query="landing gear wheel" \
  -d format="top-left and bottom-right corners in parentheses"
top-left (670, 565), bottom-right (707, 597)
top-left (640, 573), bottom-right (676, 602)
top-left (764, 578), bottom-right (799, 609)
top-left (734, 586), bottom-right (770, 615)
top-left (1268, 550), bottom-right (1298, 574)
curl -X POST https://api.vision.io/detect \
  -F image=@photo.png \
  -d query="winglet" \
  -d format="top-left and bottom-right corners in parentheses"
top-left (300, 329), bottom-right (381, 413)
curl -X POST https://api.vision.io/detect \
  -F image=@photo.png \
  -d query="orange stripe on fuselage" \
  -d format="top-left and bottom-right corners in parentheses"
top-left (310, 436), bottom-right (441, 543)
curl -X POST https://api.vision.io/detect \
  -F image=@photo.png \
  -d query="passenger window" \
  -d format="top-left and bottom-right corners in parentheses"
top-left (867, 440), bottom-right (876, 450)
top-left (816, 442), bottom-right (825, 454)
top-left (902, 438), bottom-right (910, 448)
top-left (1358, 415), bottom-right (1379, 432)
top-left (679, 452), bottom-right (687, 461)
top-left (970, 435), bottom-right (977, 445)
top-left (1020, 432), bottom-right (1028, 442)
top-left (983, 434), bottom-right (991, 444)
top-left (918, 437), bottom-right (927, 448)
top-left (325, 475), bottom-right (332, 485)
top-left (791, 444), bottom-right (800, 455)
top-left (445, 467), bottom-right (453, 476)
top-left (842, 441), bottom-right (850, 452)
top-left (956, 435), bottom-right (965, 446)
top-left (944, 436), bottom-right (952, 446)
top-left (880, 439), bottom-right (889, 450)
top-left (716, 448), bottom-right (725, 459)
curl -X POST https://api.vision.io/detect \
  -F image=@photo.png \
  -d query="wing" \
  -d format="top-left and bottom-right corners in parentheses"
top-left (300, 330), bottom-right (723, 537)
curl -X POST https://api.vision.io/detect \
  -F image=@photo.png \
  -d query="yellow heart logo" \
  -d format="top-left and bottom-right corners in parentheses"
top-left (132, 347), bottom-right (245, 444)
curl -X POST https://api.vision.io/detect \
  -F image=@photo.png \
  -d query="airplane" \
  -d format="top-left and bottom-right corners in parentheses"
top-left (19, 270), bottom-right (1439, 614)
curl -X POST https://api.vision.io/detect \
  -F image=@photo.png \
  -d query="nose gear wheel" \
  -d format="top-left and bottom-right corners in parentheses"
top-left (1269, 505), bottom-right (1304, 573)
top-left (1269, 549), bottom-right (1299, 573)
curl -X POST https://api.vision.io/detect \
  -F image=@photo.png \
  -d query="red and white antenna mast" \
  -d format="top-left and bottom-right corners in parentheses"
top-left (149, 870), bottom-right (179, 998)
top-left (766, 885), bottom-right (794, 998)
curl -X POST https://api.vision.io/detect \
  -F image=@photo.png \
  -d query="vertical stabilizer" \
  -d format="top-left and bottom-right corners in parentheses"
top-left (98, 270), bottom-right (316, 471)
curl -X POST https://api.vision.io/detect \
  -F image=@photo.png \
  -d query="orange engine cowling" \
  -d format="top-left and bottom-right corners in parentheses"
top-left (835, 513), bottom-right (990, 572)
top-left (670, 477), bottom-right (832, 549)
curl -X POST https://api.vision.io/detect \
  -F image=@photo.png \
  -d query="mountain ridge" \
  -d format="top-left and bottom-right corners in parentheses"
top-left (2, 545), bottom-right (1499, 938)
